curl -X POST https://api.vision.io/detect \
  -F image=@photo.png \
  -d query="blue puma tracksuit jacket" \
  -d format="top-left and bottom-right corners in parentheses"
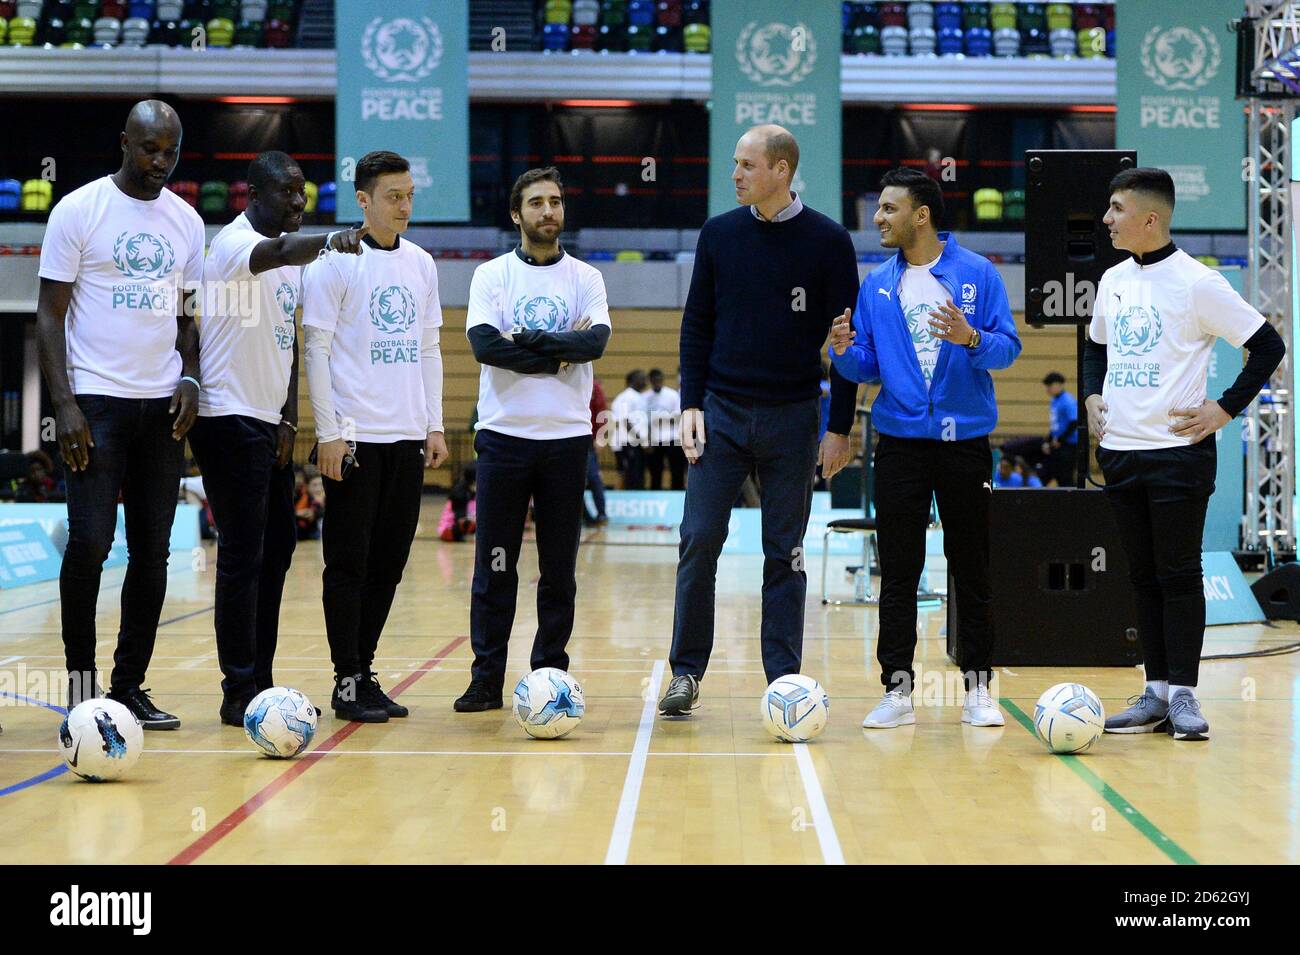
top-left (829, 232), bottom-right (1021, 440)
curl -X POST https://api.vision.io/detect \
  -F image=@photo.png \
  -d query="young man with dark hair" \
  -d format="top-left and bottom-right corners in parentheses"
top-left (36, 100), bottom-right (206, 728)
top-left (190, 150), bottom-right (368, 725)
top-left (303, 149), bottom-right (447, 723)
top-left (454, 167), bottom-right (611, 712)
top-left (1087, 167), bottom-right (1285, 741)
top-left (830, 165), bottom-right (1022, 730)
top-left (658, 124), bottom-right (859, 716)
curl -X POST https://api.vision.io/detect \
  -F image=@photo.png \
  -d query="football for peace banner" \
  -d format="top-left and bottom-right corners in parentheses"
top-left (335, 0), bottom-right (469, 222)
top-left (709, 1), bottom-right (842, 221)
top-left (1116, 0), bottom-right (1244, 230)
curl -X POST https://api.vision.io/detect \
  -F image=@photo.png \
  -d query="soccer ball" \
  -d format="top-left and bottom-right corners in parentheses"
top-left (58, 698), bottom-right (144, 782)
top-left (244, 687), bottom-right (318, 758)
top-left (1033, 683), bottom-right (1105, 754)
top-left (761, 674), bottom-right (829, 742)
top-left (512, 668), bottom-right (585, 739)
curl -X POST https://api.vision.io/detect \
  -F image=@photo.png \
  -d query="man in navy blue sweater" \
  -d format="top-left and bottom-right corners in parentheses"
top-left (658, 124), bottom-right (860, 717)
top-left (830, 167), bottom-right (1021, 730)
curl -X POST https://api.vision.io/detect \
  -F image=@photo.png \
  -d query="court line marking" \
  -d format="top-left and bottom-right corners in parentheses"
top-left (604, 658), bottom-right (664, 865)
top-left (1001, 698), bottom-right (1198, 866)
top-left (167, 635), bottom-right (467, 866)
top-left (0, 690), bottom-right (70, 797)
top-left (0, 747), bottom-right (784, 758)
top-left (0, 564), bottom-right (192, 618)
top-left (793, 742), bottom-right (845, 864)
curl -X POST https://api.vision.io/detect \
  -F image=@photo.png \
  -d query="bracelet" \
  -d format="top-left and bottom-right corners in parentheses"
top-left (324, 230), bottom-right (342, 249)
top-left (281, 420), bottom-right (299, 433)
top-left (181, 375), bottom-right (201, 390)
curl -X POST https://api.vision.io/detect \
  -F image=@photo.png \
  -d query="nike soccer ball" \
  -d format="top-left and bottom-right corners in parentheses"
top-left (1033, 683), bottom-right (1105, 754)
top-left (761, 674), bottom-right (829, 742)
top-left (244, 687), bottom-right (318, 758)
top-left (58, 698), bottom-right (144, 782)
top-left (513, 668), bottom-right (585, 739)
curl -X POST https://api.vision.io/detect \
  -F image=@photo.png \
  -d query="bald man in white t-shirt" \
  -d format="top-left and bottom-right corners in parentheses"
top-left (1085, 167), bottom-right (1285, 742)
top-left (36, 100), bottom-right (204, 729)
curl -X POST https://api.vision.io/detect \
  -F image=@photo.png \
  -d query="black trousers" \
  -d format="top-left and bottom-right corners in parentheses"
top-left (189, 414), bottom-right (297, 700)
top-left (321, 440), bottom-right (424, 679)
top-left (469, 428), bottom-right (589, 689)
top-left (61, 395), bottom-right (183, 693)
top-left (615, 446), bottom-right (645, 490)
top-left (647, 444), bottom-right (686, 490)
top-left (874, 433), bottom-right (994, 692)
top-left (1097, 440), bottom-right (1215, 687)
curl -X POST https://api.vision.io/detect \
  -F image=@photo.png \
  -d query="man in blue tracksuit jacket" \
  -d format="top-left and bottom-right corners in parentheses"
top-left (829, 167), bottom-right (1021, 730)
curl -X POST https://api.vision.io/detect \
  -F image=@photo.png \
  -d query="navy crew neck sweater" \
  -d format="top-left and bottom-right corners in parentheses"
top-left (679, 204), bottom-right (860, 433)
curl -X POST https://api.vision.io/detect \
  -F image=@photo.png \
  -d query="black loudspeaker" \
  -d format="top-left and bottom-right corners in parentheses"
top-left (1024, 149), bottom-right (1136, 326)
top-left (947, 488), bottom-right (1142, 666)
top-left (1251, 563), bottom-right (1300, 621)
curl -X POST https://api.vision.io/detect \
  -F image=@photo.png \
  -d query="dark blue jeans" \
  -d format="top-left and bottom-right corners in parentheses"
top-left (189, 414), bottom-right (297, 700)
top-left (61, 394), bottom-right (184, 693)
top-left (469, 428), bottom-right (590, 688)
top-left (669, 390), bottom-right (820, 684)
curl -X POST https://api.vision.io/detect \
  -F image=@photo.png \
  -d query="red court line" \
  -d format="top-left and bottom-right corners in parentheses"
top-left (167, 635), bottom-right (468, 866)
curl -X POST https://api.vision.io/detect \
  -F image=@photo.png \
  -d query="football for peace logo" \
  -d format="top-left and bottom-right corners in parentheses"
top-left (361, 17), bottom-right (443, 81)
top-left (1112, 305), bottom-right (1163, 356)
top-left (735, 21), bottom-right (817, 87)
top-left (512, 294), bottom-right (570, 332)
top-left (1140, 25), bottom-right (1221, 92)
top-left (275, 282), bottom-right (297, 316)
top-left (369, 284), bottom-right (418, 334)
top-left (111, 231), bottom-right (175, 280)
top-left (904, 302), bottom-right (941, 351)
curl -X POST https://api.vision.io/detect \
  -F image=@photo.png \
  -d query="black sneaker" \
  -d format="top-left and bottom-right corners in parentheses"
top-left (454, 680), bottom-right (503, 712)
top-left (66, 670), bottom-right (102, 710)
top-left (219, 693), bottom-right (254, 727)
top-left (107, 686), bottom-right (181, 730)
top-left (361, 673), bottom-right (408, 718)
top-left (658, 674), bottom-right (700, 716)
top-left (332, 674), bottom-right (388, 723)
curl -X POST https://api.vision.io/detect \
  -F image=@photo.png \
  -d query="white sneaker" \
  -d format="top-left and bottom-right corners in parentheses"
top-left (862, 689), bottom-right (916, 728)
top-left (961, 685), bottom-right (1005, 726)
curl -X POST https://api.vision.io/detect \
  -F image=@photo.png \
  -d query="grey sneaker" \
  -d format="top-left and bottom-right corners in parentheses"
top-left (1104, 688), bottom-right (1169, 734)
top-left (862, 689), bottom-right (916, 728)
top-left (658, 674), bottom-right (699, 716)
top-left (1166, 689), bottom-right (1210, 741)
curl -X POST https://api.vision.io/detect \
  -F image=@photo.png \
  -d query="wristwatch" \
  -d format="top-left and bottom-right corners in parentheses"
top-left (965, 329), bottom-right (982, 349)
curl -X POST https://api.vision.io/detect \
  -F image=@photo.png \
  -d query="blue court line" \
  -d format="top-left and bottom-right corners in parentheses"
top-left (0, 690), bottom-right (69, 798)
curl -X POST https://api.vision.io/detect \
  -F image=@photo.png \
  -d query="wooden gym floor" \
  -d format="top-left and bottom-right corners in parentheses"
top-left (1, 498), bottom-right (1297, 865)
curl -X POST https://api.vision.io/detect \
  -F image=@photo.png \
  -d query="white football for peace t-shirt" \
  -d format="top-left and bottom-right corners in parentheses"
top-left (899, 252), bottom-right (948, 390)
top-left (302, 239), bottom-right (441, 443)
top-left (198, 213), bottom-right (301, 424)
top-left (38, 176), bottom-right (206, 398)
top-left (467, 251), bottom-right (612, 441)
top-left (1089, 249), bottom-right (1265, 450)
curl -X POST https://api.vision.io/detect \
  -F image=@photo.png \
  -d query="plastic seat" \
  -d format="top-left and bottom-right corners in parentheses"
top-left (570, 22), bottom-right (596, 49)
top-left (625, 22), bottom-right (651, 50)
top-left (878, 1), bottom-right (906, 28)
top-left (232, 17), bottom-right (260, 45)
top-left (682, 0), bottom-right (706, 26)
top-left (22, 179), bottom-right (53, 212)
top-left (239, 0), bottom-right (265, 21)
top-left (655, 0), bottom-right (681, 28)
top-left (1050, 26), bottom-right (1075, 57)
top-left (614, 250), bottom-right (644, 262)
top-left (964, 25), bottom-right (991, 56)
top-left (541, 21), bottom-right (567, 51)
top-left (1002, 188), bottom-right (1024, 222)
top-left (227, 179), bottom-right (248, 212)
top-left (1046, 2), bottom-right (1072, 31)
top-left (990, 1), bottom-right (1016, 30)
top-left (909, 25), bottom-right (936, 56)
top-left (7, 16), bottom-right (37, 44)
top-left (303, 180), bottom-right (317, 214)
top-left (199, 180), bottom-right (229, 214)
top-left (101, 1), bottom-right (127, 19)
top-left (682, 20), bottom-right (707, 53)
top-left (973, 187), bottom-right (1003, 222)
top-left (206, 15), bottom-right (233, 45)
top-left (880, 24), bottom-right (908, 55)
top-left (937, 25), bottom-right (963, 56)
top-left (907, 1), bottom-right (933, 31)
top-left (544, 0), bottom-right (572, 25)
top-left (850, 24), bottom-right (881, 55)
top-left (992, 25), bottom-right (1019, 56)
top-left (572, 0), bottom-right (598, 26)
top-left (148, 17), bottom-right (179, 43)
top-left (627, 0), bottom-right (653, 28)
top-left (1078, 26), bottom-right (1105, 58)
top-left (121, 15), bottom-right (150, 44)
top-left (167, 179), bottom-right (199, 207)
top-left (318, 181), bottom-right (336, 214)
top-left (0, 179), bottom-right (21, 211)
top-left (14, 0), bottom-right (41, 17)
top-left (93, 15), bottom-right (121, 44)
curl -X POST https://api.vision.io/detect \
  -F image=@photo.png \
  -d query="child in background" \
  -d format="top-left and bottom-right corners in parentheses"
top-left (295, 468), bottom-right (325, 540)
top-left (440, 463), bottom-right (477, 542)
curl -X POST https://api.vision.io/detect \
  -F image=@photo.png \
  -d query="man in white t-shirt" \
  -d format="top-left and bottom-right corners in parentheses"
top-left (1086, 167), bottom-right (1285, 741)
top-left (36, 100), bottom-right (206, 729)
top-left (302, 150), bottom-right (447, 724)
top-left (608, 369), bottom-right (648, 488)
top-left (644, 367), bottom-right (685, 490)
top-left (189, 150), bottom-right (368, 726)
top-left (454, 167), bottom-right (611, 712)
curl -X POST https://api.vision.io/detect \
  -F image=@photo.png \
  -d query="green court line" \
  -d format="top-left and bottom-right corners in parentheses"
top-left (1000, 698), bottom-right (1198, 866)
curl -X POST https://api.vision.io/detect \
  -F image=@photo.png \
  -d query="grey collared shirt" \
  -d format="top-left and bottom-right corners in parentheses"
top-left (750, 191), bottom-right (804, 223)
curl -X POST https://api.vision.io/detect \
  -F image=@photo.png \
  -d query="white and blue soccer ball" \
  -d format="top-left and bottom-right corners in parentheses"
top-left (761, 674), bottom-right (829, 742)
top-left (244, 687), bottom-right (317, 758)
top-left (1033, 683), bottom-right (1105, 754)
top-left (59, 698), bottom-right (144, 782)
top-left (513, 668), bottom-right (585, 739)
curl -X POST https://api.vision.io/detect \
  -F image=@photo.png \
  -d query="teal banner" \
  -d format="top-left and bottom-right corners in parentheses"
top-left (335, 0), bottom-right (469, 223)
top-left (1116, 0), bottom-right (1244, 230)
top-left (708, 1), bottom-right (842, 221)
top-left (1202, 551), bottom-right (1265, 625)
